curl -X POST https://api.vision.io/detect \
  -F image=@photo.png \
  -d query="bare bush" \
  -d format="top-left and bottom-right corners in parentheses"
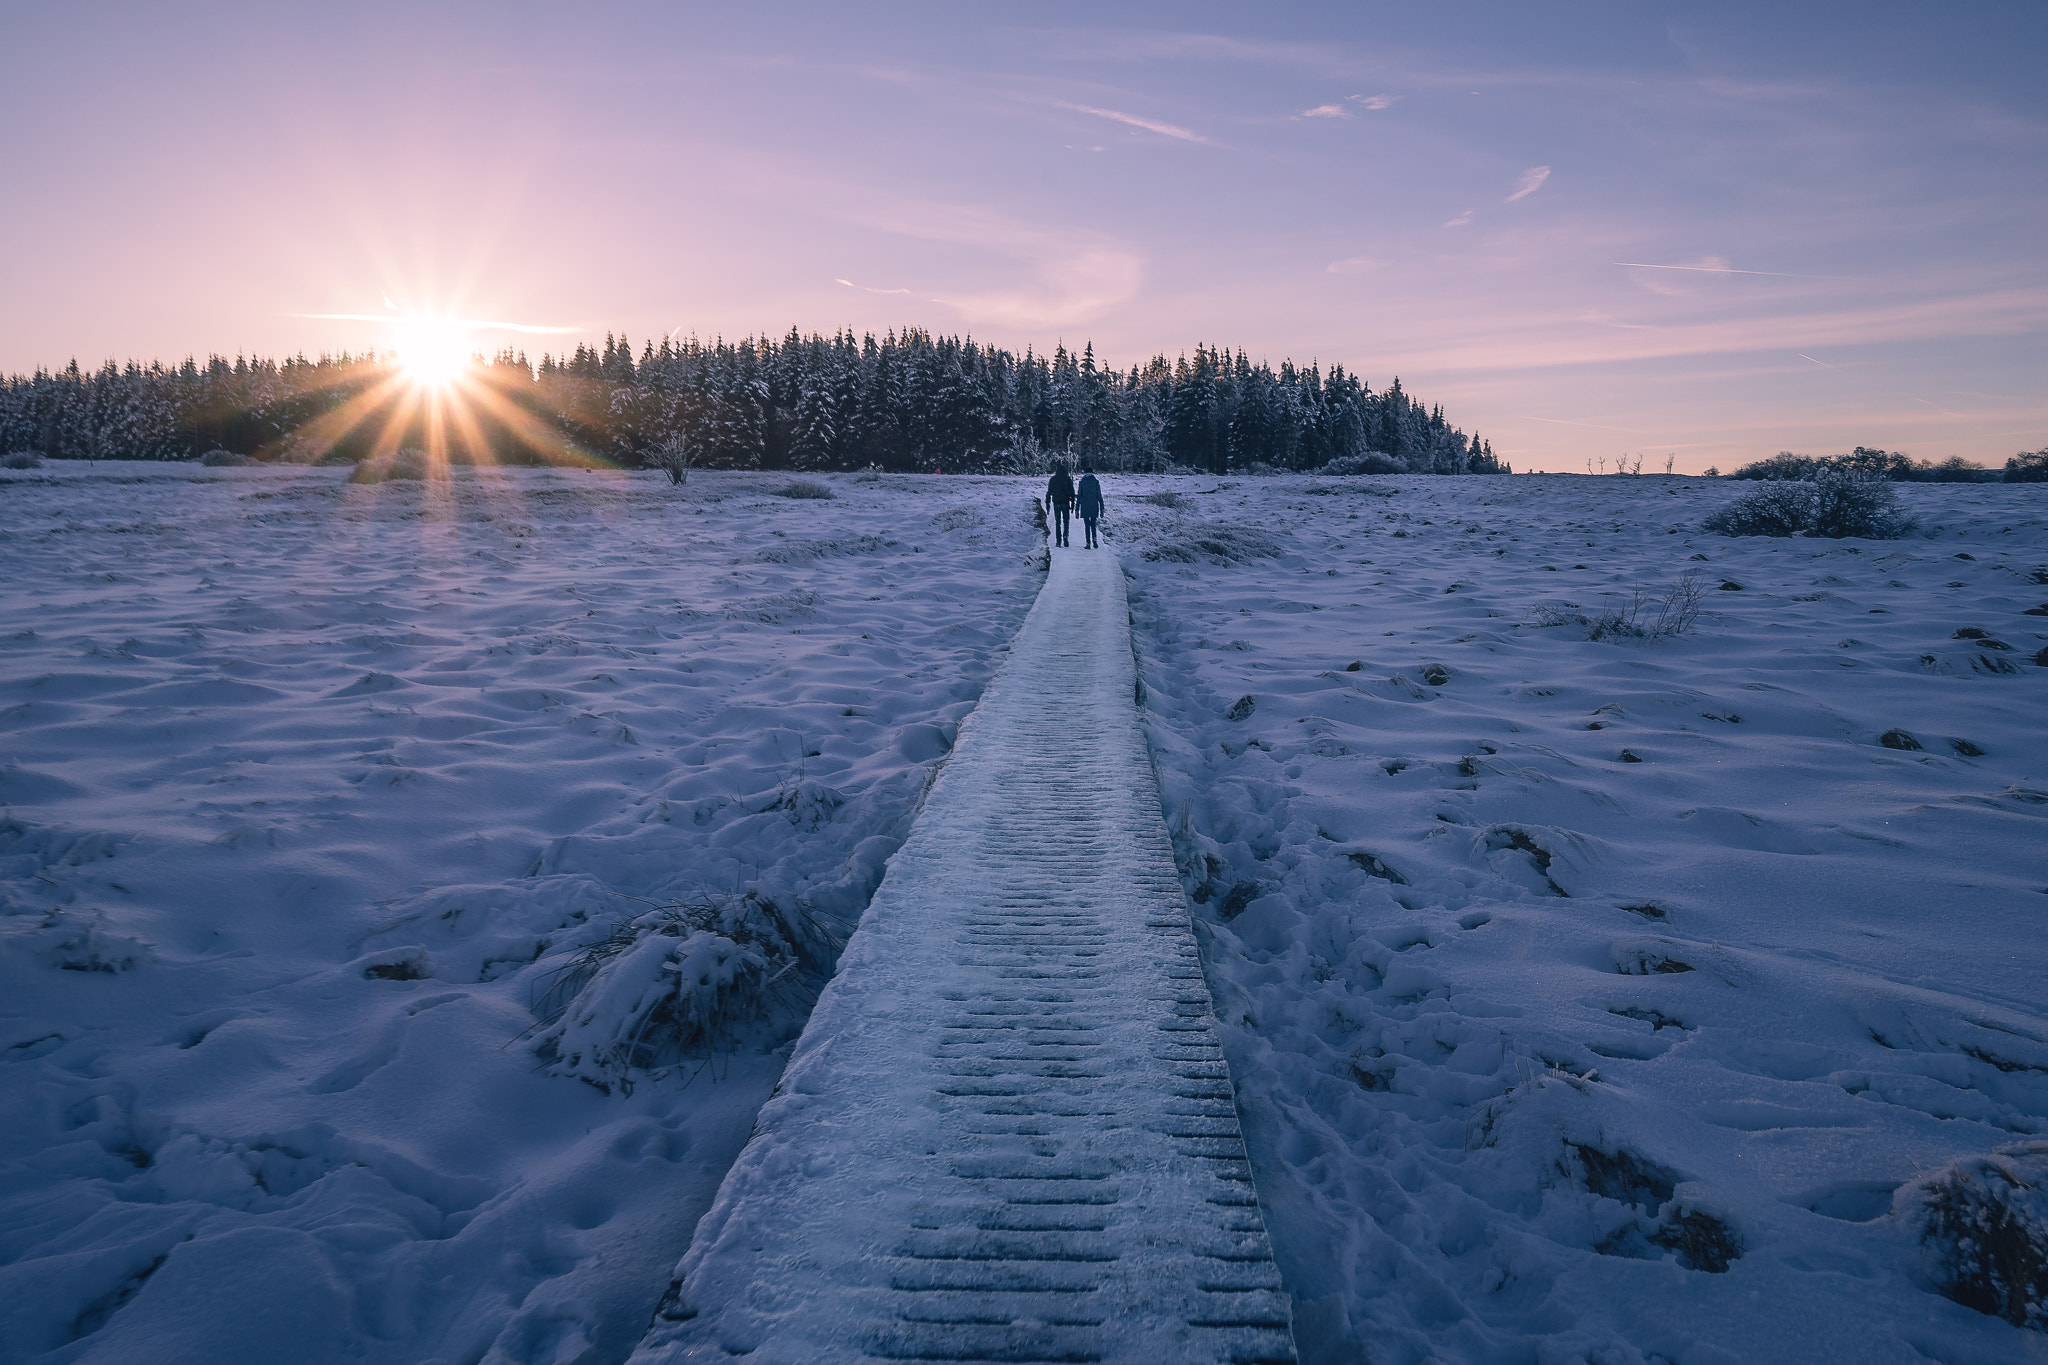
top-left (1138, 490), bottom-right (1187, 508)
top-left (1705, 468), bottom-right (1913, 539)
top-left (529, 890), bottom-right (842, 1094)
top-left (198, 448), bottom-right (249, 467)
top-left (1536, 570), bottom-right (1707, 640)
top-left (4, 451), bottom-right (45, 469)
top-left (1702, 482), bottom-right (1817, 537)
top-left (1807, 467), bottom-right (1913, 538)
top-left (774, 478), bottom-right (835, 500)
top-left (649, 434), bottom-right (694, 486)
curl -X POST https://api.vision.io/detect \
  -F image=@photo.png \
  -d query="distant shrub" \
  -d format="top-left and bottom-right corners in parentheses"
top-left (1319, 451), bottom-right (1406, 476)
top-left (1913, 456), bottom-right (1996, 483)
top-left (2, 451), bottom-right (43, 469)
top-left (348, 448), bottom-right (432, 484)
top-left (1702, 482), bottom-right (1817, 536)
top-left (1730, 453), bottom-right (1822, 481)
top-left (1703, 469), bottom-right (1910, 539)
top-left (198, 448), bottom-right (249, 467)
top-left (775, 478), bottom-right (835, 499)
top-left (2008, 450), bottom-right (2048, 484)
top-left (1903, 1144), bottom-right (2048, 1330)
top-left (1137, 490), bottom-right (1187, 508)
top-left (1807, 467), bottom-right (1914, 538)
top-left (1734, 447), bottom-right (1920, 482)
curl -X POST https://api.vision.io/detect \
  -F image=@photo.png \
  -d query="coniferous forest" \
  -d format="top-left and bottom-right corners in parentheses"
top-left (0, 327), bottom-right (1506, 475)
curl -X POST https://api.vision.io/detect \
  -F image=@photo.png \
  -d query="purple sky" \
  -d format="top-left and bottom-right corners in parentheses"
top-left (4, 1), bottom-right (2044, 471)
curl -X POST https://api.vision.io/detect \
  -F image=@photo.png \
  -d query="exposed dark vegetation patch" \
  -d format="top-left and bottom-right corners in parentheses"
top-left (1138, 490), bottom-right (1187, 508)
top-left (1218, 881), bottom-right (1262, 920)
top-left (1952, 738), bottom-right (1987, 757)
top-left (1618, 749), bottom-right (1643, 762)
top-left (363, 960), bottom-right (425, 981)
top-left (1650, 1208), bottom-right (1744, 1273)
top-left (773, 478), bottom-right (835, 500)
top-left (70, 1250), bottom-right (172, 1341)
top-left (1484, 826), bottom-right (1567, 896)
top-left (1909, 1147), bottom-right (2048, 1330)
top-left (1348, 1058), bottom-right (1394, 1091)
top-left (1344, 850), bottom-right (1408, 884)
top-left (1609, 1006), bottom-right (1686, 1030)
top-left (1419, 662), bottom-right (1451, 686)
top-left (1880, 728), bottom-right (1924, 751)
top-left (1225, 695), bottom-right (1256, 722)
top-left (1574, 1144), bottom-right (1678, 1210)
top-left (1618, 903), bottom-right (1666, 920)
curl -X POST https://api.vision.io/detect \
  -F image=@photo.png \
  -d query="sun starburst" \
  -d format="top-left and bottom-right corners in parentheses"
top-left (392, 318), bottom-right (476, 390)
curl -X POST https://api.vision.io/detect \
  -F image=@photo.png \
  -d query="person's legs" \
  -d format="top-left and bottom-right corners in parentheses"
top-left (1083, 515), bottom-right (1098, 548)
top-left (1053, 504), bottom-right (1070, 546)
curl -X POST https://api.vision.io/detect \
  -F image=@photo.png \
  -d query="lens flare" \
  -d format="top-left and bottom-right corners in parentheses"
top-left (394, 319), bottom-right (475, 389)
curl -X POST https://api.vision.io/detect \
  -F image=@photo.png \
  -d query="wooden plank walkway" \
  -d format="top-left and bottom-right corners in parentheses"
top-left (630, 543), bottom-right (1297, 1365)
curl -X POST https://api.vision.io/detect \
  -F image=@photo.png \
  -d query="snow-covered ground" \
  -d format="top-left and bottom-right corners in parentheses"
top-left (4, 464), bottom-right (2045, 1365)
top-left (1116, 474), bottom-right (2048, 1364)
top-left (0, 464), bottom-right (1039, 1365)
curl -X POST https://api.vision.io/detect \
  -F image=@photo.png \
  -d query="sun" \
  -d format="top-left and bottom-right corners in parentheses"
top-left (393, 318), bottom-right (474, 390)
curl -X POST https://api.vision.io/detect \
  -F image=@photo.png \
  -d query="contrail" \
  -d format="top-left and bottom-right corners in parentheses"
top-left (1516, 415), bottom-right (1635, 432)
top-left (1614, 262), bottom-right (1857, 280)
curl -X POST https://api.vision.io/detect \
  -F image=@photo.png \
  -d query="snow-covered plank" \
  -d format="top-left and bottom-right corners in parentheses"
top-left (633, 544), bottom-right (1296, 1365)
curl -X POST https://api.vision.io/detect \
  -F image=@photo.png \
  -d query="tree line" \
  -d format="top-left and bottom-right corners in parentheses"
top-left (1730, 446), bottom-right (2045, 484)
top-left (0, 327), bottom-right (1506, 476)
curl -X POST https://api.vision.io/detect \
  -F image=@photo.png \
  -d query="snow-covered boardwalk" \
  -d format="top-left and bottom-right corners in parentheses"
top-left (632, 544), bottom-right (1296, 1365)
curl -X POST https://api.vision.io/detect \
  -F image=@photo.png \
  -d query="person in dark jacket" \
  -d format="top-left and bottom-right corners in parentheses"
top-left (1046, 464), bottom-right (1075, 547)
top-left (1077, 467), bottom-right (1103, 548)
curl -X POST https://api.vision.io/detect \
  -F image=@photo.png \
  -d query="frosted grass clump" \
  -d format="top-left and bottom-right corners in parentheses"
top-left (1139, 522), bottom-right (1284, 565)
top-left (529, 891), bottom-right (841, 1094)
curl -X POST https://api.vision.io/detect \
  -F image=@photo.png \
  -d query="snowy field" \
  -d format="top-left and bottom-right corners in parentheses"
top-left (2, 463), bottom-right (2045, 1364)
top-left (0, 465), bottom-right (1039, 1365)
top-left (1117, 474), bottom-right (2047, 1364)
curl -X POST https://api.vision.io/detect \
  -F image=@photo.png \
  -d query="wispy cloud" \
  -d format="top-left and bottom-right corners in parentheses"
top-left (1400, 286), bottom-right (2048, 373)
top-left (1297, 103), bottom-right (1348, 119)
top-left (1445, 210), bottom-right (1474, 227)
top-left (1505, 166), bottom-right (1551, 202)
top-left (1054, 101), bottom-right (1209, 143)
top-left (827, 194), bottom-right (1144, 329)
top-left (1325, 256), bottom-right (1381, 274)
top-left (834, 278), bottom-right (913, 295)
top-left (1615, 260), bottom-right (1859, 280)
top-left (1348, 94), bottom-right (1397, 110)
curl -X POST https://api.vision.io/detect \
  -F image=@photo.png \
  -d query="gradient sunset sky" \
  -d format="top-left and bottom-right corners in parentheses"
top-left (4, 1), bottom-right (2044, 472)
